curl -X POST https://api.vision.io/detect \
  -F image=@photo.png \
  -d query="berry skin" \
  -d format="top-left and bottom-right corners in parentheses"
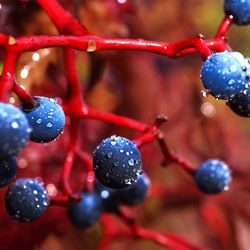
top-left (200, 51), bottom-right (249, 99)
top-left (117, 173), bottom-right (150, 206)
top-left (0, 156), bottom-right (17, 187)
top-left (68, 192), bottom-right (103, 229)
top-left (21, 96), bottom-right (65, 143)
top-left (0, 103), bottom-right (30, 157)
top-left (93, 135), bottom-right (142, 189)
top-left (5, 178), bottom-right (49, 222)
top-left (228, 88), bottom-right (250, 117)
top-left (195, 159), bottom-right (232, 194)
top-left (224, 0), bottom-right (250, 26)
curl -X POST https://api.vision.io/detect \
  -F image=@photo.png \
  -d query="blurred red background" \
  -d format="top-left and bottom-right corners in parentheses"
top-left (0, 0), bottom-right (250, 249)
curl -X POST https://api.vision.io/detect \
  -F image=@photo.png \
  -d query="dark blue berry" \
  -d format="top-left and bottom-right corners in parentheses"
top-left (224, 0), bottom-right (250, 26)
top-left (21, 96), bottom-right (65, 143)
top-left (94, 180), bottom-right (119, 212)
top-left (5, 178), bottom-right (49, 222)
top-left (200, 52), bottom-right (249, 99)
top-left (0, 156), bottom-right (17, 187)
top-left (0, 103), bottom-right (30, 157)
top-left (93, 135), bottom-right (142, 189)
top-left (228, 87), bottom-right (250, 117)
top-left (68, 192), bottom-right (103, 229)
top-left (117, 173), bottom-right (150, 206)
top-left (195, 159), bottom-right (232, 194)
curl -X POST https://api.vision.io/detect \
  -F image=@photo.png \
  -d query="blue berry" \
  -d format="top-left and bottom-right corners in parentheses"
top-left (21, 96), bottom-right (65, 143)
top-left (224, 0), bottom-right (250, 26)
top-left (0, 156), bottom-right (17, 187)
top-left (5, 178), bottom-right (49, 222)
top-left (200, 51), bottom-right (249, 99)
top-left (94, 180), bottom-right (118, 212)
top-left (68, 192), bottom-right (103, 229)
top-left (195, 159), bottom-right (232, 194)
top-left (93, 135), bottom-right (142, 189)
top-left (0, 103), bottom-right (30, 157)
top-left (228, 87), bottom-right (250, 116)
top-left (117, 173), bottom-right (150, 206)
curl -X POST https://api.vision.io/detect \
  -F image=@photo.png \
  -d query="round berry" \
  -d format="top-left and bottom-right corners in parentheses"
top-left (5, 178), bottom-right (49, 222)
top-left (0, 156), bottom-right (17, 187)
top-left (0, 103), bottom-right (30, 157)
top-left (21, 96), bottom-right (65, 143)
top-left (195, 159), bottom-right (232, 194)
top-left (68, 192), bottom-right (102, 229)
top-left (200, 51), bottom-right (249, 99)
top-left (94, 180), bottom-right (118, 212)
top-left (228, 87), bottom-right (250, 117)
top-left (224, 0), bottom-right (250, 26)
top-left (117, 173), bottom-right (150, 206)
top-left (93, 135), bottom-right (142, 189)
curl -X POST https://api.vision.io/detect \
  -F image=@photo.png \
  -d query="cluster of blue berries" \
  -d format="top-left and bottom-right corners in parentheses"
top-left (0, 96), bottom-right (65, 222)
top-left (67, 135), bottom-right (149, 229)
top-left (201, 51), bottom-right (250, 117)
top-left (68, 173), bottom-right (150, 229)
top-left (67, 135), bottom-right (232, 229)
top-left (200, 0), bottom-right (250, 117)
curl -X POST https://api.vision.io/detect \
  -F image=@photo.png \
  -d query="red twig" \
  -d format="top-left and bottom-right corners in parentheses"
top-left (157, 133), bottom-right (196, 175)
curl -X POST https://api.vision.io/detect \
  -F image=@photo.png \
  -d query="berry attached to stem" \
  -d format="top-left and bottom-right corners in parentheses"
top-left (224, 0), bottom-right (250, 26)
top-left (0, 103), bottom-right (30, 157)
top-left (195, 159), bottom-right (232, 194)
top-left (200, 51), bottom-right (249, 99)
top-left (5, 178), bottom-right (49, 222)
top-left (93, 136), bottom-right (143, 189)
top-left (68, 192), bottom-right (103, 229)
top-left (21, 96), bottom-right (65, 143)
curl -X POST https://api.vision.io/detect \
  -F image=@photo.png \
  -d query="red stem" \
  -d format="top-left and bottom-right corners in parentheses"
top-left (61, 118), bottom-right (79, 196)
top-left (157, 133), bottom-right (196, 175)
top-left (0, 51), bottom-right (18, 102)
top-left (36, 0), bottom-right (90, 35)
top-left (215, 15), bottom-right (234, 39)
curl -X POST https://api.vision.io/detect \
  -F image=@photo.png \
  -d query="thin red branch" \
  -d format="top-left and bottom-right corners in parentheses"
top-left (63, 48), bottom-right (85, 102)
top-left (215, 15), bottom-right (234, 39)
top-left (157, 133), bottom-right (196, 175)
top-left (0, 51), bottom-right (18, 102)
top-left (36, 0), bottom-right (90, 35)
top-left (101, 207), bottom-right (206, 250)
top-left (0, 34), bottom-right (223, 58)
top-left (61, 118), bottom-right (79, 196)
top-left (13, 81), bottom-right (37, 109)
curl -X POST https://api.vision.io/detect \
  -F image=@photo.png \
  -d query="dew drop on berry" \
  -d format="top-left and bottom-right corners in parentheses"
top-left (36, 118), bottom-right (42, 124)
top-left (128, 159), bottom-right (135, 166)
top-left (46, 122), bottom-right (52, 128)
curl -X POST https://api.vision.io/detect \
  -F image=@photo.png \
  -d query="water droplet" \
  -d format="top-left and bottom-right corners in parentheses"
top-left (33, 190), bottom-right (38, 195)
top-left (46, 122), bottom-right (52, 128)
top-left (228, 79), bottom-right (235, 85)
top-left (107, 152), bottom-right (112, 158)
top-left (36, 118), bottom-right (42, 124)
top-left (11, 121), bottom-right (19, 129)
top-left (128, 159), bottom-right (135, 166)
top-left (230, 65), bottom-right (238, 72)
top-left (201, 90), bottom-right (209, 98)
top-left (111, 141), bottom-right (116, 146)
top-left (125, 179), bottom-right (132, 185)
